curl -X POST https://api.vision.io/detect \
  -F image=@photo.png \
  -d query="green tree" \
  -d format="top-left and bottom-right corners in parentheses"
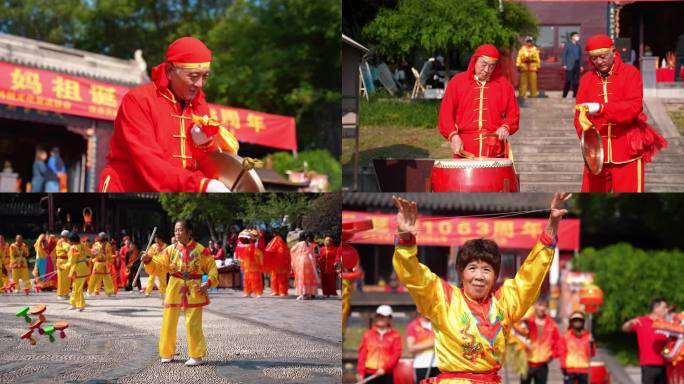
top-left (362, 0), bottom-right (537, 74)
top-left (302, 193), bottom-right (341, 240)
top-left (237, 193), bottom-right (315, 228)
top-left (159, 193), bottom-right (248, 240)
top-left (575, 244), bottom-right (684, 334)
top-left (574, 193), bottom-right (684, 249)
top-left (204, 0), bottom-right (341, 156)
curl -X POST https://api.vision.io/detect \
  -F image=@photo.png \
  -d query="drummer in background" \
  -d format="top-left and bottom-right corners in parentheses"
top-left (407, 314), bottom-right (440, 381)
top-left (392, 193), bottom-right (570, 384)
top-left (520, 298), bottom-right (561, 384)
top-left (560, 312), bottom-right (595, 384)
top-left (622, 298), bottom-right (669, 384)
top-left (98, 36), bottom-right (240, 192)
top-left (438, 44), bottom-right (520, 158)
top-left (356, 305), bottom-right (403, 384)
top-left (574, 34), bottom-right (667, 192)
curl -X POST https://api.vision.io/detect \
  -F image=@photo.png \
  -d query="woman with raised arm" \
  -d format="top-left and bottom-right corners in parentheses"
top-left (392, 192), bottom-right (571, 384)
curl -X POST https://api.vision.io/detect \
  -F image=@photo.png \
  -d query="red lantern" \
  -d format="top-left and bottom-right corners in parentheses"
top-left (579, 283), bottom-right (603, 313)
top-left (339, 244), bottom-right (360, 270)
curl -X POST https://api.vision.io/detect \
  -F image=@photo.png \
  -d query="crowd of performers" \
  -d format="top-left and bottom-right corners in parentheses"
top-left (353, 194), bottom-right (684, 384)
top-left (0, 227), bottom-right (341, 305)
top-left (0, 223), bottom-right (341, 367)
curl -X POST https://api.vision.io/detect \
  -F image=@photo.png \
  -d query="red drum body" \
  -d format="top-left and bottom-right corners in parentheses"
top-left (418, 379), bottom-right (439, 384)
top-left (431, 158), bottom-right (519, 192)
top-left (590, 362), bottom-right (610, 384)
top-left (393, 359), bottom-right (416, 384)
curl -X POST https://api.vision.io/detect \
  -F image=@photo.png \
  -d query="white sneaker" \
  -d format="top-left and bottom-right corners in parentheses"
top-left (145, 292), bottom-right (151, 297)
top-left (68, 305), bottom-right (76, 310)
top-left (57, 295), bottom-right (65, 300)
top-left (161, 358), bottom-right (173, 363)
top-left (85, 292), bottom-right (91, 297)
top-left (184, 358), bottom-right (204, 366)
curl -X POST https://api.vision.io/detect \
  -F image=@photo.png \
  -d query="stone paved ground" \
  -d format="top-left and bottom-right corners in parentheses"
top-left (0, 282), bottom-right (341, 384)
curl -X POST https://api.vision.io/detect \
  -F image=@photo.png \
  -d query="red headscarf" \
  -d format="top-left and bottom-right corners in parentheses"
top-left (150, 36), bottom-right (213, 88)
top-left (585, 34), bottom-right (613, 55)
top-left (467, 44), bottom-right (503, 80)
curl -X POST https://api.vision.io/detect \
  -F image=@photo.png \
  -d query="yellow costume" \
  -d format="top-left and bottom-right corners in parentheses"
top-left (143, 240), bottom-right (218, 359)
top-left (62, 243), bottom-right (92, 309)
top-left (393, 240), bottom-right (554, 383)
top-left (516, 45), bottom-right (541, 97)
top-left (55, 238), bottom-right (72, 297)
top-left (9, 242), bottom-right (32, 291)
top-left (87, 241), bottom-right (116, 296)
top-left (144, 242), bottom-right (168, 295)
top-left (0, 241), bottom-right (8, 286)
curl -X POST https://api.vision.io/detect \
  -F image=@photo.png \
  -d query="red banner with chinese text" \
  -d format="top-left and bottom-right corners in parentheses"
top-left (0, 61), bottom-right (297, 151)
top-left (342, 211), bottom-right (581, 250)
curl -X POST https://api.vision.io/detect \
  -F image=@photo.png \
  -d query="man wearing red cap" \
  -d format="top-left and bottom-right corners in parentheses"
top-left (99, 37), bottom-right (239, 192)
top-left (575, 34), bottom-right (667, 192)
top-left (439, 44), bottom-right (520, 158)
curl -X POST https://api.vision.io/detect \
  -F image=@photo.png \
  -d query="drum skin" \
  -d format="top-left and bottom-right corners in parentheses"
top-left (430, 159), bottom-right (519, 192)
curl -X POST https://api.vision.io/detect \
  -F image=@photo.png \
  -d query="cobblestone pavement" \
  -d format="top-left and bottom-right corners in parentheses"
top-left (0, 284), bottom-right (342, 384)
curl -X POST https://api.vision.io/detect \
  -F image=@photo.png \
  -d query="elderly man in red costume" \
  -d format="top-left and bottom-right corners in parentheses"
top-left (575, 34), bottom-right (667, 192)
top-left (438, 44), bottom-right (520, 158)
top-left (99, 36), bottom-right (239, 192)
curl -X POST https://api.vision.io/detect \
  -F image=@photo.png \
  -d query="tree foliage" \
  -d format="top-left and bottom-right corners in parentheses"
top-left (574, 244), bottom-right (684, 336)
top-left (362, 0), bottom-right (538, 61)
top-left (574, 193), bottom-right (684, 250)
top-left (302, 192), bottom-right (341, 239)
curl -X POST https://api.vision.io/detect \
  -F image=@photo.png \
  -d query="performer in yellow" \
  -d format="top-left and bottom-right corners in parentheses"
top-left (61, 233), bottom-right (91, 311)
top-left (0, 235), bottom-right (9, 286)
top-left (144, 234), bottom-right (168, 298)
top-left (9, 235), bottom-right (32, 294)
top-left (516, 37), bottom-right (541, 98)
top-left (142, 220), bottom-right (218, 366)
top-left (55, 230), bottom-right (72, 299)
top-left (87, 232), bottom-right (116, 297)
top-left (391, 192), bottom-right (570, 384)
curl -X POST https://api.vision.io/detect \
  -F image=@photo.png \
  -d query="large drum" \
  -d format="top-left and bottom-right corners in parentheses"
top-left (430, 158), bottom-right (519, 192)
top-left (590, 361), bottom-right (610, 384)
top-left (393, 358), bottom-right (416, 384)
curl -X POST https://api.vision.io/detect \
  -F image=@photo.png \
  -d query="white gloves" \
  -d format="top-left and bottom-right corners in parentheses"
top-left (206, 179), bottom-right (231, 193)
top-left (582, 102), bottom-right (600, 114)
top-left (191, 124), bottom-right (211, 145)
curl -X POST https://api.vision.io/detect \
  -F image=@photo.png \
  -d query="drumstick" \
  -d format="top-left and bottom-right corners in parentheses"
top-left (357, 373), bottom-right (380, 384)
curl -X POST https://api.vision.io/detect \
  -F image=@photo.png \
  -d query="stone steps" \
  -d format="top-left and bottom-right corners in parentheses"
top-left (514, 94), bottom-right (684, 191)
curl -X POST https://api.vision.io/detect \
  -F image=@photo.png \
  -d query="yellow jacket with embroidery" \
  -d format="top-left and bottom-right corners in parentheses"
top-left (9, 242), bottom-right (30, 269)
top-left (393, 239), bottom-right (554, 376)
top-left (144, 240), bottom-right (218, 308)
top-left (90, 241), bottom-right (114, 274)
top-left (62, 244), bottom-right (92, 279)
top-left (516, 46), bottom-right (541, 72)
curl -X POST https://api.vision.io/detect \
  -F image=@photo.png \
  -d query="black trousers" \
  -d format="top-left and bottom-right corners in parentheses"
top-left (563, 63), bottom-right (581, 98)
top-left (675, 56), bottom-right (684, 81)
top-left (563, 372), bottom-right (588, 384)
top-left (641, 365), bottom-right (667, 384)
top-left (415, 367), bottom-right (440, 382)
top-left (364, 373), bottom-right (393, 384)
top-left (127, 262), bottom-right (142, 291)
top-left (522, 363), bottom-right (549, 384)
